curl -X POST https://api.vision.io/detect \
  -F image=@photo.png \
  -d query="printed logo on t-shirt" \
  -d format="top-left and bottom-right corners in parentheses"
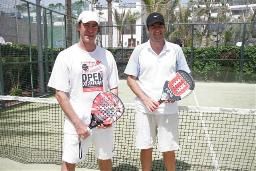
top-left (81, 60), bottom-right (103, 92)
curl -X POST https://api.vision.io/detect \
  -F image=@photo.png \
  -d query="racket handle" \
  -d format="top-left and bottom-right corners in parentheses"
top-left (158, 99), bottom-right (175, 104)
top-left (158, 100), bottom-right (164, 104)
top-left (79, 127), bottom-right (92, 141)
top-left (87, 127), bottom-right (92, 134)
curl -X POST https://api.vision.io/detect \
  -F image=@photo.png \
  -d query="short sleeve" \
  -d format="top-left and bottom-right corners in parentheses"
top-left (106, 51), bottom-right (119, 90)
top-left (176, 47), bottom-right (191, 73)
top-left (47, 52), bottom-right (71, 92)
top-left (124, 45), bottom-right (144, 77)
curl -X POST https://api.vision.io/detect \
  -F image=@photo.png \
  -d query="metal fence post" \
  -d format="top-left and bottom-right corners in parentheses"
top-left (0, 45), bottom-right (4, 95)
top-left (36, 0), bottom-right (45, 95)
top-left (27, 2), bottom-right (35, 97)
top-left (239, 22), bottom-right (246, 82)
top-left (43, 9), bottom-right (49, 93)
top-left (190, 24), bottom-right (195, 68)
top-left (50, 11), bottom-right (53, 48)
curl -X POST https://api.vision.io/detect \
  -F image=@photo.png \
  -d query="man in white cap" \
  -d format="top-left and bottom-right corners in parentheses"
top-left (48, 10), bottom-right (119, 171)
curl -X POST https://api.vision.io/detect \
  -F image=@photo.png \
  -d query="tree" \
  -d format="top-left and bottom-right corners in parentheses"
top-left (169, 4), bottom-right (193, 47)
top-left (47, 2), bottom-right (65, 22)
top-left (72, 1), bottom-right (84, 16)
top-left (141, 0), bottom-right (166, 27)
top-left (141, 0), bottom-right (194, 46)
top-left (15, 3), bottom-right (27, 13)
top-left (142, 0), bottom-right (166, 13)
top-left (48, 3), bottom-right (56, 10)
top-left (56, 3), bottom-right (65, 12)
top-left (48, 3), bottom-right (65, 12)
top-left (113, 9), bottom-right (128, 47)
top-left (141, 0), bottom-right (173, 42)
top-left (250, 9), bottom-right (256, 38)
top-left (141, 0), bottom-right (177, 18)
top-left (126, 10), bottom-right (140, 47)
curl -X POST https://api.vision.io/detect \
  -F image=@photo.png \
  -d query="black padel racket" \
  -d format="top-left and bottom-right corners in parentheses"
top-left (159, 70), bottom-right (195, 104)
top-left (79, 91), bottom-right (125, 159)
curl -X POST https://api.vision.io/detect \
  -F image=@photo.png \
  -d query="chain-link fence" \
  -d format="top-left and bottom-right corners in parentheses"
top-left (1, 0), bottom-right (256, 48)
top-left (0, 0), bottom-right (78, 48)
top-left (0, 0), bottom-right (256, 97)
top-left (0, 0), bottom-right (78, 96)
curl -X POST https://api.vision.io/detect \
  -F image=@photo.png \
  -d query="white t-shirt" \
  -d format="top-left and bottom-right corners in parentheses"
top-left (48, 43), bottom-right (119, 133)
top-left (124, 40), bottom-right (190, 114)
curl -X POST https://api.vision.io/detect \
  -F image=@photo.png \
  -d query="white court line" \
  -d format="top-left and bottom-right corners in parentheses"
top-left (193, 91), bottom-right (220, 171)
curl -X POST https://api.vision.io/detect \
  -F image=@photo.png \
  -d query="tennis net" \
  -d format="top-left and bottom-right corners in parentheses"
top-left (0, 96), bottom-right (255, 171)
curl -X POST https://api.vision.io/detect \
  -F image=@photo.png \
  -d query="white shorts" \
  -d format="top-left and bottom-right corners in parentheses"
top-left (62, 127), bottom-right (114, 164)
top-left (135, 112), bottom-right (179, 152)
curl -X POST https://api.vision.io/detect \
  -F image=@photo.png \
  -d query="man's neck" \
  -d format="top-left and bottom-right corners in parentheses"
top-left (79, 40), bottom-right (96, 52)
top-left (150, 40), bottom-right (165, 55)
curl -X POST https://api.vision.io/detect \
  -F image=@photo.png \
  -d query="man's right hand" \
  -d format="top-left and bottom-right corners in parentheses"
top-left (142, 96), bottom-right (159, 112)
top-left (75, 121), bottom-right (91, 140)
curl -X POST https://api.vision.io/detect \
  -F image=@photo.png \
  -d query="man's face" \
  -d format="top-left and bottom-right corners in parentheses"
top-left (148, 22), bottom-right (165, 42)
top-left (78, 21), bottom-right (99, 44)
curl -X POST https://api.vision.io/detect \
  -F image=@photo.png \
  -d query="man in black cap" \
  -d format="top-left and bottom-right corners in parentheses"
top-left (124, 12), bottom-right (191, 171)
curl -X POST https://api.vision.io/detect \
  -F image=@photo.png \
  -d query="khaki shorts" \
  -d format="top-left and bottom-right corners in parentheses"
top-left (62, 127), bottom-right (114, 164)
top-left (135, 112), bottom-right (179, 152)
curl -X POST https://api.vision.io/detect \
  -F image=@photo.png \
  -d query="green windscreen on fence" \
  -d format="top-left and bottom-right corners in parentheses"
top-left (0, 96), bottom-right (255, 171)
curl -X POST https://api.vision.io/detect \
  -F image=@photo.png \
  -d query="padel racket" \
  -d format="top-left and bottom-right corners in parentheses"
top-left (159, 70), bottom-right (195, 104)
top-left (79, 91), bottom-right (125, 159)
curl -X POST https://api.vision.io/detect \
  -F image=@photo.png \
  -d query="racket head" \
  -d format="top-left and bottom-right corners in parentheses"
top-left (89, 92), bottom-right (125, 128)
top-left (161, 70), bottom-right (195, 102)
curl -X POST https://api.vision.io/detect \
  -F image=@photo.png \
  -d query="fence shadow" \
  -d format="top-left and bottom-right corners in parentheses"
top-left (113, 164), bottom-right (139, 171)
top-left (152, 159), bottom-right (191, 171)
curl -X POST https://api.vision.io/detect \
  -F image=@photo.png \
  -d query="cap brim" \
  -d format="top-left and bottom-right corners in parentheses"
top-left (80, 19), bottom-right (99, 24)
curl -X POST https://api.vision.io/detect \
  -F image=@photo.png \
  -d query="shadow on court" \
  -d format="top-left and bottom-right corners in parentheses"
top-left (152, 159), bottom-right (191, 171)
top-left (112, 159), bottom-right (191, 171)
top-left (113, 164), bottom-right (139, 171)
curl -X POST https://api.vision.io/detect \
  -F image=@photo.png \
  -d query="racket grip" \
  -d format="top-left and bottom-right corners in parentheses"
top-left (87, 127), bottom-right (92, 134)
top-left (79, 127), bottom-right (92, 142)
top-left (158, 100), bottom-right (164, 104)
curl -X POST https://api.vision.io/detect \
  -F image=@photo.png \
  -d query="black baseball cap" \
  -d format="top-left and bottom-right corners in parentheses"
top-left (146, 12), bottom-right (165, 28)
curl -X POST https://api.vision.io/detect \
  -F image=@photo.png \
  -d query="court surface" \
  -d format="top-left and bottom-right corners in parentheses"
top-left (0, 80), bottom-right (255, 171)
top-left (119, 80), bottom-right (256, 109)
top-left (0, 157), bottom-right (98, 171)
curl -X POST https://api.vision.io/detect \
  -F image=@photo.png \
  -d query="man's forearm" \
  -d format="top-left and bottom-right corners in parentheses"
top-left (127, 76), bottom-right (148, 101)
top-left (55, 90), bottom-right (82, 128)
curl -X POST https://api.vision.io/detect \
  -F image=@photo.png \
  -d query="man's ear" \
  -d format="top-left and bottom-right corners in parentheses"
top-left (76, 22), bottom-right (81, 32)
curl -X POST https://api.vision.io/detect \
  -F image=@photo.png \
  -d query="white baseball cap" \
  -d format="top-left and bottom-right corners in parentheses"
top-left (77, 11), bottom-right (99, 24)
